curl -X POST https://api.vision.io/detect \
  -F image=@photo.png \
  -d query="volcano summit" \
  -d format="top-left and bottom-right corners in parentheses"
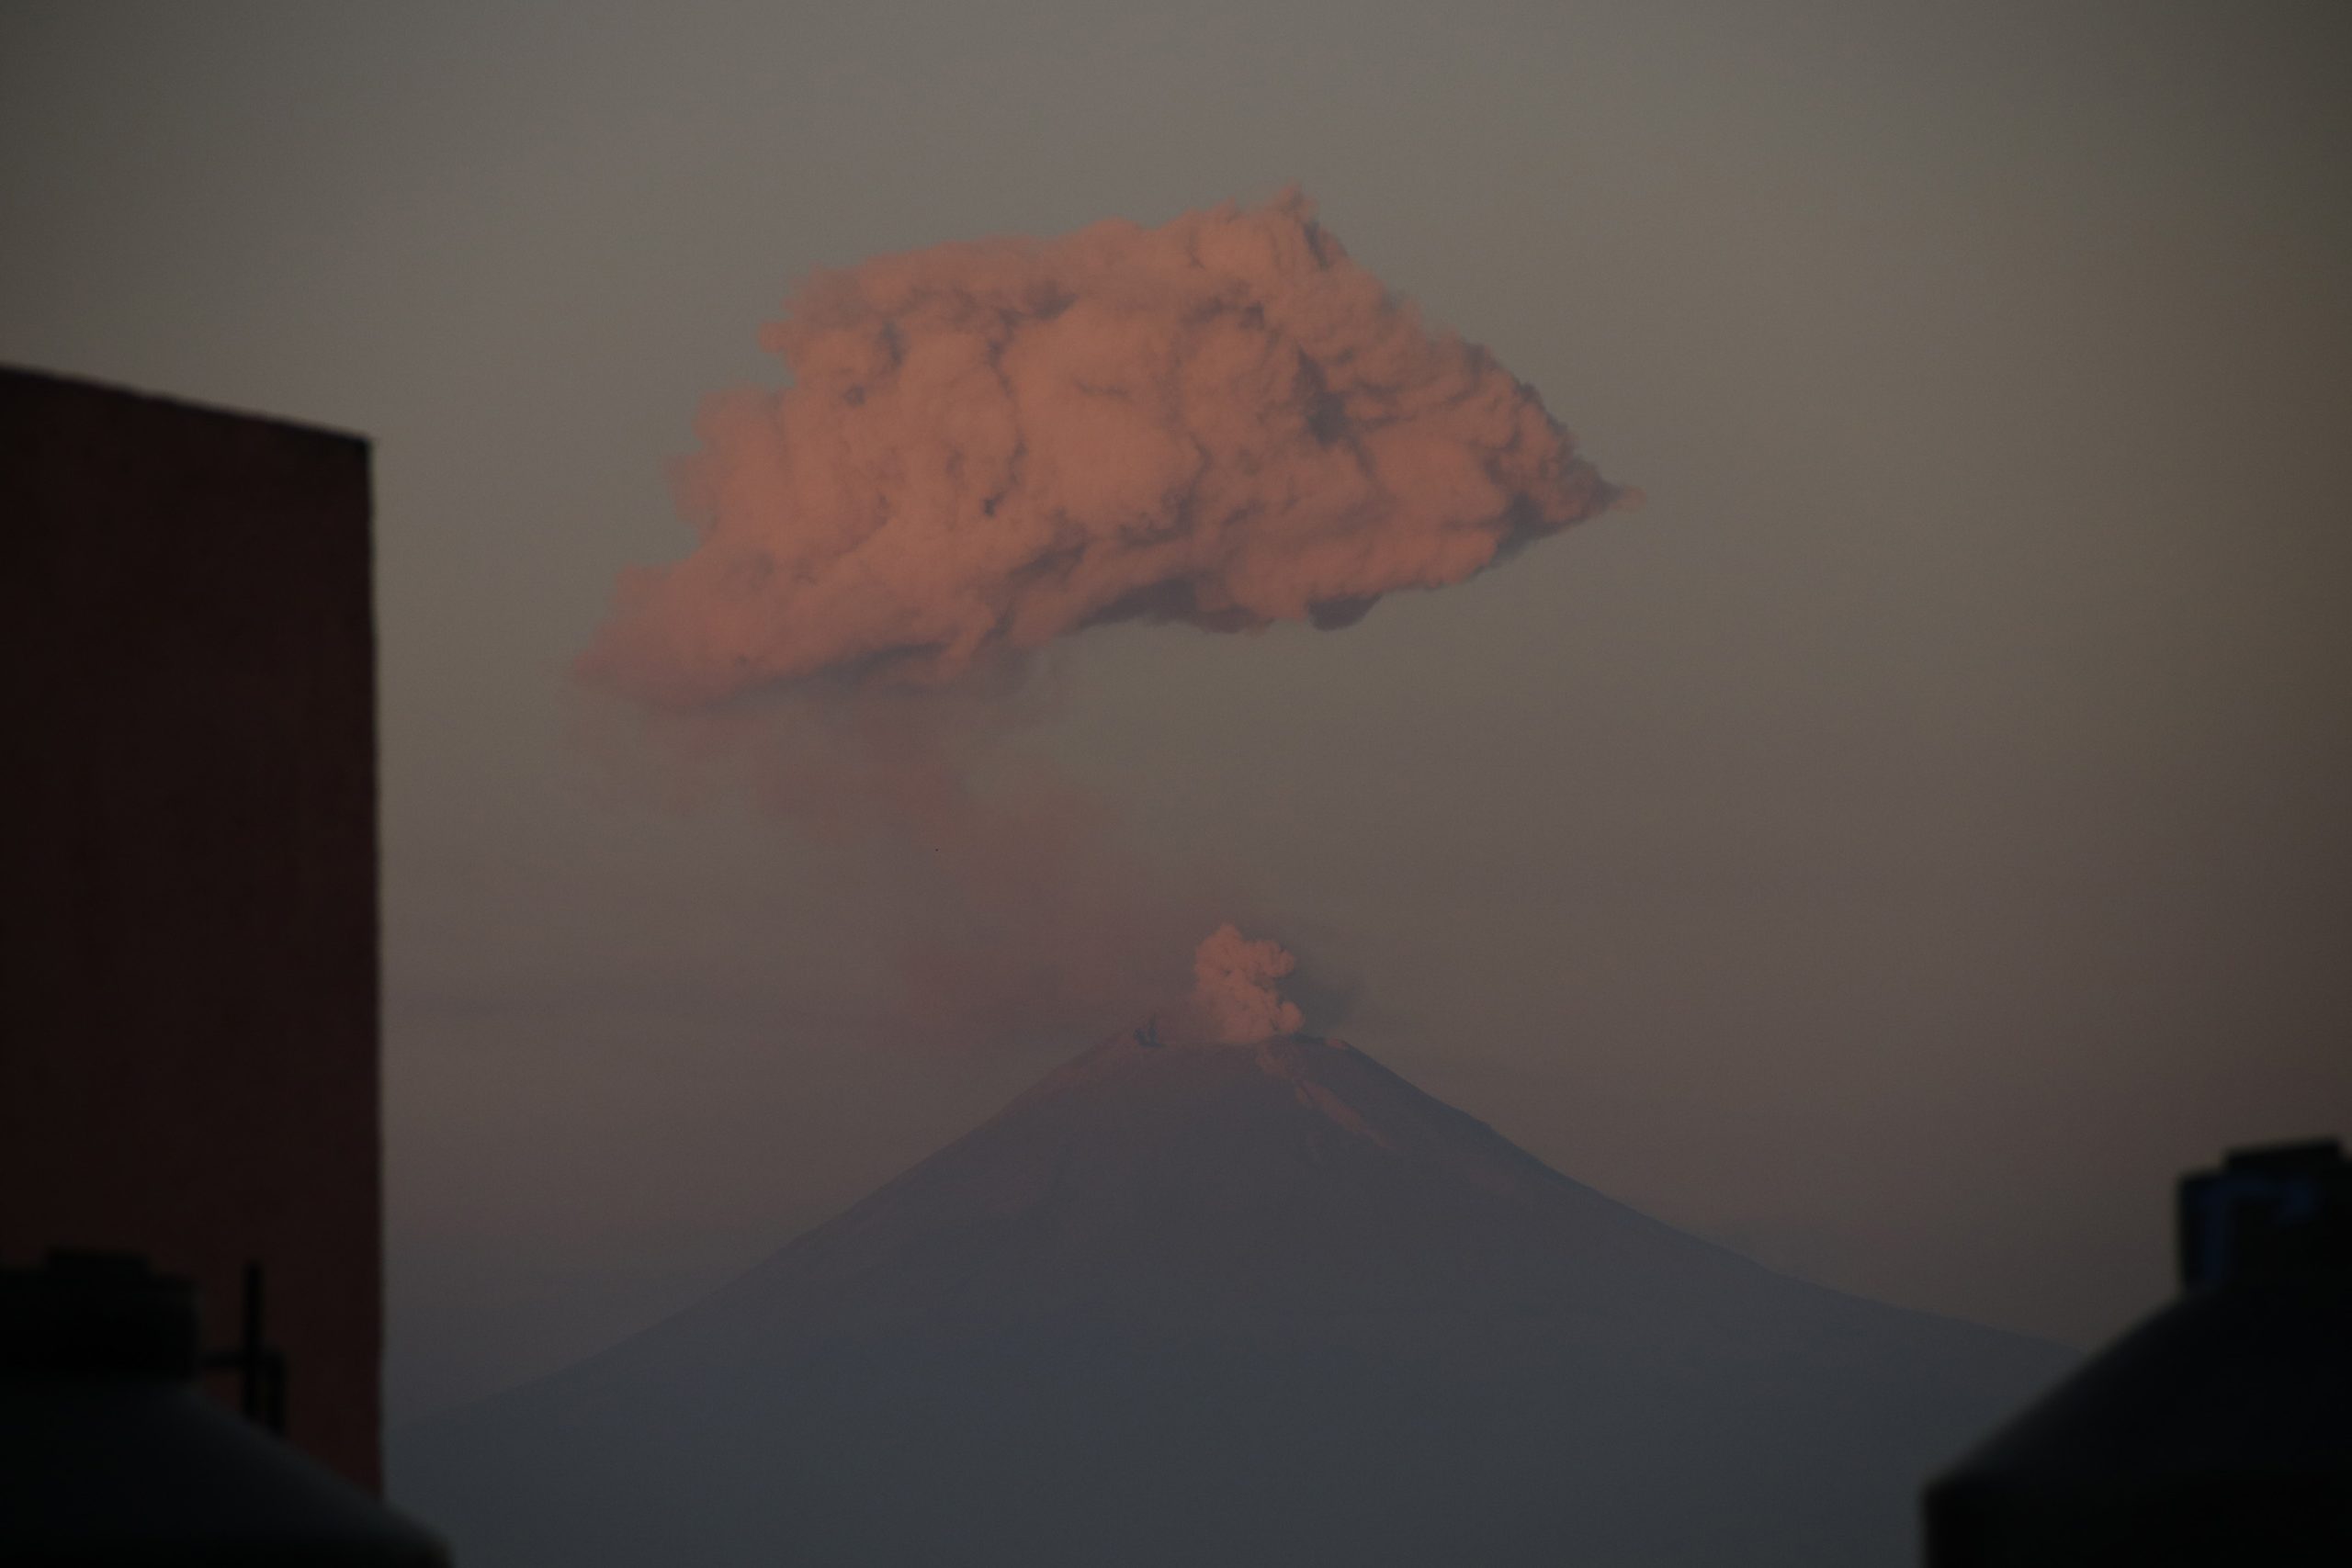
top-left (395, 1032), bottom-right (2065, 1566)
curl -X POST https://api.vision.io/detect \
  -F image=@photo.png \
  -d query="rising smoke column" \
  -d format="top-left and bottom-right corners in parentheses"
top-left (582, 189), bottom-right (1629, 1050)
top-left (1190, 925), bottom-right (1306, 1043)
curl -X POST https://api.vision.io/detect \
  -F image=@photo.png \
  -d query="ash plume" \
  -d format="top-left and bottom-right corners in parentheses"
top-left (1189, 925), bottom-right (1306, 1044)
top-left (582, 190), bottom-right (1630, 1051)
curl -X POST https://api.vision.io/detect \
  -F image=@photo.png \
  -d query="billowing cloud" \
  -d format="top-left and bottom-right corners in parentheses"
top-left (1191, 925), bottom-right (1306, 1044)
top-left (582, 188), bottom-right (1627, 708)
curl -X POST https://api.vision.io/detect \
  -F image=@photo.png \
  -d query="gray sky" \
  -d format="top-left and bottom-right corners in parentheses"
top-left (6, 0), bottom-right (2347, 1424)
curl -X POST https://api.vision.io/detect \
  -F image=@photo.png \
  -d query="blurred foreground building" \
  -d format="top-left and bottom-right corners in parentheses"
top-left (1927, 1139), bottom-right (2352, 1564)
top-left (0, 366), bottom-right (385, 1491)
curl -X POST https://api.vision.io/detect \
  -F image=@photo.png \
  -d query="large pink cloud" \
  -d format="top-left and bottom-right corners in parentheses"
top-left (582, 189), bottom-right (1628, 708)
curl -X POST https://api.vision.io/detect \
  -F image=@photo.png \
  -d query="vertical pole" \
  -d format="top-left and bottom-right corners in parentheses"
top-left (241, 1261), bottom-right (265, 1424)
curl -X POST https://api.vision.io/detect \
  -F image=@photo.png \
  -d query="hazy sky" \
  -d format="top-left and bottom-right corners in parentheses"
top-left (5, 0), bottom-right (2347, 1424)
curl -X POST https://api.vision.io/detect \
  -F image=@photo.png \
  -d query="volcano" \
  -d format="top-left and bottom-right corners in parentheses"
top-left (393, 1032), bottom-right (2066, 1566)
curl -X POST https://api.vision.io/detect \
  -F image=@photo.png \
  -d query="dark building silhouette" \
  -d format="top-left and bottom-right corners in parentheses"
top-left (0, 367), bottom-right (385, 1491)
top-left (0, 1252), bottom-right (447, 1564)
top-left (1925, 1139), bottom-right (2352, 1565)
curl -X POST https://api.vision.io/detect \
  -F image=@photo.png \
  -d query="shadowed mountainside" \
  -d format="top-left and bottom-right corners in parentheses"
top-left (393, 1033), bottom-right (2068, 1565)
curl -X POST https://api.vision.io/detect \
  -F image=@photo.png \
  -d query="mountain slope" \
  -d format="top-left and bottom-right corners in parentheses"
top-left (394, 1034), bottom-right (2067, 1566)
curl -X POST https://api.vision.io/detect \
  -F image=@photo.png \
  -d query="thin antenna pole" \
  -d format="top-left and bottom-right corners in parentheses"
top-left (241, 1261), bottom-right (264, 1423)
